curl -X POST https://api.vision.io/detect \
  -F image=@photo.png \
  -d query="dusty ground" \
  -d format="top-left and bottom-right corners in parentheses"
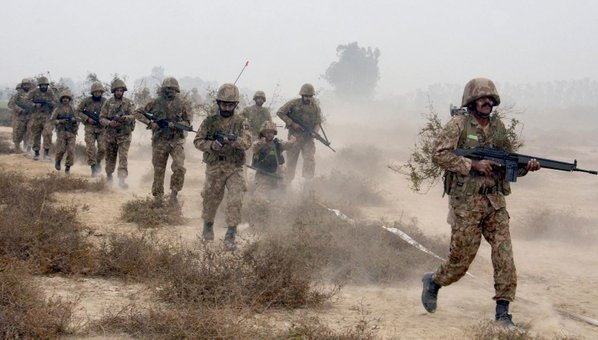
top-left (1, 120), bottom-right (597, 339)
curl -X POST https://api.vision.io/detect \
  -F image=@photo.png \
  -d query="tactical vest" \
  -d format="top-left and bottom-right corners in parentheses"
top-left (244, 106), bottom-right (270, 135)
top-left (105, 98), bottom-right (135, 135)
top-left (203, 114), bottom-right (246, 166)
top-left (444, 114), bottom-right (512, 197)
top-left (287, 99), bottom-right (320, 131)
top-left (251, 139), bottom-right (284, 173)
top-left (149, 97), bottom-right (187, 140)
top-left (55, 106), bottom-right (78, 133)
top-left (80, 97), bottom-right (106, 126)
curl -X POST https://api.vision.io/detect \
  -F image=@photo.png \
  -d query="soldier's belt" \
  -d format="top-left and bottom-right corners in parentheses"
top-left (478, 186), bottom-right (498, 195)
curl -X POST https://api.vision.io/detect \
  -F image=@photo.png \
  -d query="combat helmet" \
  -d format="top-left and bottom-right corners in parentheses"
top-left (90, 82), bottom-right (105, 94)
top-left (161, 77), bottom-right (180, 92)
top-left (216, 83), bottom-right (240, 102)
top-left (21, 78), bottom-right (35, 86)
top-left (260, 120), bottom-right (278, 135)
top-left (253, 90), bottom-right (266, 101)
top-left (299, 83), bottom-right (315, 96)
top-left (15, 83), bottom-right (21, 90)
top-left (110, 78), bottom-right (127, 93)
top-left (59, 89), bottom-right (73, 101)
top-left (461, 78), bottom-right (501, 107)
top-left (37, 76), bottom-right (50, 86)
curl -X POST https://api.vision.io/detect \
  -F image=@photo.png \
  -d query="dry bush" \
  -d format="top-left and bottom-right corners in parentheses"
top-left (467, 320), bottom-right (533, 340)
top-left (281, 311), bottom-right (379, 339)
top-left (0, 170), bottom-right (96, 274)
top-left (91, 305), bottom-right (261, 339)
top-left (0, 137), bottom-right (15, 154)
top-left (311, 169), bottom-right (385, 206)
top-left (120, 195), bottom-right (186, 228)
top-left (29, 172), bottom-right (105, 193)
top-left (0, 263), bottom-right (74, 338)
top-left (514, 208), bottom-right (598, 243)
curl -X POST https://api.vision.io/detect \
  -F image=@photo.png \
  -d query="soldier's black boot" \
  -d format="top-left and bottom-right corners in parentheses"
top-left (65, 165), bottom-right (70, 173)
top-left (33, 150), bottom-right (40, 161)
top-left (55, 159), bottom-right (61, 171)
top-left (106, 173), bottom-right (113, 184)
top-left (495, 300), bottom-right (516, 330)
top-left (169, 190), bottom-right (178, 204)
top-left (202, 222), bottom-right (214, 241)
top-left (224, 226), bottom-right (237, 250)
top-left (43, 148), bottom-right (50, 161)
top-left (421, 272), bottom-right (441, 313)
top-left (91, 165), bottom-right (97, 177)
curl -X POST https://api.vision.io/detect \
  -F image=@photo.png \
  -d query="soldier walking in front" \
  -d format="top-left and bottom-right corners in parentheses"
top-left (77, 82), bottom-right (107, 177)
top-left (50, 89), bottom-right (79, 173)
top-left (194, 83), bottom-right (251, 249)
top-left (100, 78), bottom-right (136, 189)
top-left (136, 77), bottom-right (192, 202)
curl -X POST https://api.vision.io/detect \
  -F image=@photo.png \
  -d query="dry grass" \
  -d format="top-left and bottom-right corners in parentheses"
top-left (120, 195), bottom-right (186, 228)
top-left (0, 263), bottom-right (74, 338)
top-left (467, 320), bottom-right (536, 340)
top-left (29, 172), bottom-right (106, 193)
top-left (0, 135), bottom-right (14, 154)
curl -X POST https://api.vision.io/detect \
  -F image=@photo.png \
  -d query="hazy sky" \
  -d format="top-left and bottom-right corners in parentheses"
top-left (2, 0), bottom-right (597, 97)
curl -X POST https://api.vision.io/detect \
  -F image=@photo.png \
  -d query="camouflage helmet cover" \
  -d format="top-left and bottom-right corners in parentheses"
top-left (110, 78), bottom-right (127, 93)
top-left (299, 83), bottom-right (315, 96)
top-left (21, 78), bottom-right (34, 86)
top-left (216, 83), bottom-right (240, 102)
top-left (260, 120), bottom-right (277, 134)
top-left (161, 77), bottom-right (180, 92)
top-left (15, 83), bottom-right (21, 90)
top-left (461, 78), bottom-right (501, 107)
top-left (253, 90), bottom-right (266, 100)
top-left (59, 89), bottom-right (73, 100)
top-left (37, 76), bottom-right (50, 86)
top-left (90, 82), bottom-right (105, 94)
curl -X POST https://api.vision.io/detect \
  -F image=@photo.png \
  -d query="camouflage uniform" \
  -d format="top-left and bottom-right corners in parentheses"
top-left (251, 121), bottom-right (293, 193)
top-left (431, 79), bottom-right (521, 302)
top-left (99, 79), bottom-right (136, 181)
top-left (27, 77), bottom-right (57, 157)
top-left (10, 79), bottom-right (34, 151)
top-left (194, 86), bottom-right (251, 228)
top-left (276, 84), bottom-right (322, 182)
top-left (50, 90), bottom-right (79, 169)
top-left (76, 82), bottom-right (107, 172)
top-left (136, 77), bottom-right (192, 198)
top-left (241, 91), bottom-right (272, 140)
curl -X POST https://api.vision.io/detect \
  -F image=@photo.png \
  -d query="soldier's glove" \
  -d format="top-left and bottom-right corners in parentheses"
top-left (211, 140), bottom-right (223, 151)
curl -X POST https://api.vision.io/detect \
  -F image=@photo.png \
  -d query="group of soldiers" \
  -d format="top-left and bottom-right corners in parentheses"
top-left (8, 76), bottom-right (324, 249)
top-left (8, 75), bottom-right (542, 328)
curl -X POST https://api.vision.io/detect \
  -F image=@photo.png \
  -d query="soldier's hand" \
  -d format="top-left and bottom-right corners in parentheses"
top-left (87, 118), bottom-right (96, 124)
top-left (291, 122), bottom-right (303, 131)
top-left (526, 158), bottom-right (541, 172)
top-left (288, 135), bottom-right (297, 143)
top-left (58, 119), bottom-right (67, 125)
top-left (211, 140), bottom-right (223, 151)
top-left (471, 160), bottom-right (501, 176)
top-left (168, 122), bottom-right (175, 129)
top-left (109, 120), bottom-right (118, 127)
top-left (150, 122), bottom-right (160, 130)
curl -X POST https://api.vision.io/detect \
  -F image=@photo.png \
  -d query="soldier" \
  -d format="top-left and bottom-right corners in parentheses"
top-left (251, 121), bottom-right (295, 193)
top-left (100, 78), bottom-right (136, 188)
top-left (50, 89), bottom-right (79, 173)
top-left (241, 91), bottom-right (272, 141)
top-left (27, 76), bottom-right (57, 160)
top-left (136, 77), bottom-right (192, 201)
top-left (420, 78), bottom-right (540, 329)
top-left (77, 82), bottom-right (107, 177)
top-left (276, 83), bottom-right (323, 183)
top-left (194, 83), bottom-right (251, 249)
top-left (10, 79), bottom-right (35, 153)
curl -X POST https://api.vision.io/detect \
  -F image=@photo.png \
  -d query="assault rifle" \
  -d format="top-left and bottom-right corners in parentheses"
top-left (454, 147), bottom-right (598, 182)
top-left (286, 111), bottom-right (335, 152)
top-left (450, 104), bottom-right (467, 116)
top-left (81, 110), bottom-right (101, 124)
top-left (142, 112), bottom-right (196, 133)
top-left (56, 114), bottom-right (81, 129)
top-left (211, 131), bottom-right (239, 145)
top-left (32, 97), bottom-right (52, 106)
top-left (246, 164), bottom-right (283, 180)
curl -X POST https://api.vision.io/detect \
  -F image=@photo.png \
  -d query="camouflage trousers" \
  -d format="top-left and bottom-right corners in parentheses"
top-left (104, 133), bottom-right (131, 179)
top-left (31, 115), bottom-right (53, 152)
top-left (254, 172), bottom-right (282, 194)
top-left (84, 125), bottom-right (106, 166)
top-left (55, 131), bottom-right (77, 167)
top-left (433, 195), bottom-right (517, 301)
top-left (286, 133), bottom-right (315, 182)
top-left (152, 138), bottom-right (186, 196)
top-left (201, 164), bottom-right (246, 226)
top-left (12, 116), bottom-right (32, 146)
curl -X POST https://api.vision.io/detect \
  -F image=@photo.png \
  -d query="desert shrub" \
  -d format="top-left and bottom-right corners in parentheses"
top-left (121, 196), bottom-right (185, 228)
top-left (29, 172), bottom-right (105, 193)
top-left (467, 320), bottom-right (533, 340)
top-left (0, 263), bottom-right (74, 338)
top-left (281, 310), bottom-right (379, 340)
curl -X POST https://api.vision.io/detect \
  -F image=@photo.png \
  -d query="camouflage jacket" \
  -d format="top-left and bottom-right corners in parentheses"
top-left (276, 98), bottom-right (322, 136)
top-left (77, 96), bottom-right (106, 127)
top-left (135, 95), bottom-right (192, 141)
top-left (99, 97), bottom-right (136, 136)
top-left (433, 113), bottom-right (520, 210)
top-left (51, 103), bottom-right (79, 133)
top-left (26, 88), bottom-right (57, 116)
top-left (241, 105), bottom-right (271, 137)
top-left (251, 138), bottom-right (292, 174)
top-left (194, 113), bottom-right (251, 167)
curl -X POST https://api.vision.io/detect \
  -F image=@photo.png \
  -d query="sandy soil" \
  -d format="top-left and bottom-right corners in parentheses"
top-left (1, 123), bottom-right (597, 339)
